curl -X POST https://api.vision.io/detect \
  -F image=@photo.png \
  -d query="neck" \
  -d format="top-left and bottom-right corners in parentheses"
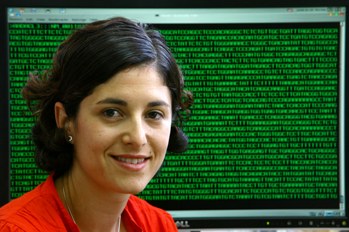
top-left (56, 173), bottom-right (129, 232)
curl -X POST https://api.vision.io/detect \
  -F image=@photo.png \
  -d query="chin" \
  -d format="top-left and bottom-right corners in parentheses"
top-left (122, 182), bottom-right (149, 195)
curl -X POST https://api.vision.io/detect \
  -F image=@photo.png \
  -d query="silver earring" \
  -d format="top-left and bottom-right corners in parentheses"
top-left (67, 135), bottom-right (73, 143)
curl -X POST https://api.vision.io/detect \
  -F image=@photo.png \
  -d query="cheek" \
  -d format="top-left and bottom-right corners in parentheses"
top-left (73, 120), bottom-right (107, 155)
top-left (156, 126), bottom-right (172, 155)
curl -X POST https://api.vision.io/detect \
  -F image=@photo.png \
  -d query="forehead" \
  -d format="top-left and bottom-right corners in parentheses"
top-left (85, 65), bottom-right (171, 102)
top-left (109, 65), bottom-right (164, 85)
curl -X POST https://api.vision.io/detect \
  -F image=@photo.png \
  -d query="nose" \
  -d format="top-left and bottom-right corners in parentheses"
top-left (121, 118), bottom-right (147, 148)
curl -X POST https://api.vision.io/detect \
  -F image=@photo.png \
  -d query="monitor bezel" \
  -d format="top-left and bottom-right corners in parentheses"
top-left (0, 0), bottom-right (348, 230)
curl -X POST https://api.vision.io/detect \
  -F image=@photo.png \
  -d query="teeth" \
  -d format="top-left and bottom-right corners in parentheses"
top-left (116, 157), bottom-right (145, 164)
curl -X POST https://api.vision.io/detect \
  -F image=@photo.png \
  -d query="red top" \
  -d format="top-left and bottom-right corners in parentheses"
top-left (0, 175), bottom-right (178, 232)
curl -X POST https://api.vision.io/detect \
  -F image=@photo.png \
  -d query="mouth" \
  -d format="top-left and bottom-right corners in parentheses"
top-left (113, 156), bottom-right (147, 164)
top-left (110, 155), bottom-right (150, 171)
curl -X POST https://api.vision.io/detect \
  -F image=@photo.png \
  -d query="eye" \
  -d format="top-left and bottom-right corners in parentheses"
top-left (147, 111), bottom-right (164, 120)
top-left (103, 109), bottom-right (122, 119)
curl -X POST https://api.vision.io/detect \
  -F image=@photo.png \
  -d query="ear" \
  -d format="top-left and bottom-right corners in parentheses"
top-left (54, 102), bottom-right (68, 129)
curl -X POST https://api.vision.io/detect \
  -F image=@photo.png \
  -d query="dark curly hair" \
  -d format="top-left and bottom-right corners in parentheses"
top-left (22, 17), bottom-right (193, 177)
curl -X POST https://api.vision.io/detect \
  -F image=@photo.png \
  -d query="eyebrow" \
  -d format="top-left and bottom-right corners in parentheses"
top-left (97, 98), bottom-right (170, 108)
top-left (97, 98), bottom-right (127, 106)
top-left (147, 101), bottom-right (171, 108)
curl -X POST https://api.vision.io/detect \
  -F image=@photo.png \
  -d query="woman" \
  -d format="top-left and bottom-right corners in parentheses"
top-left (0, 17), bottom-right (192, 231)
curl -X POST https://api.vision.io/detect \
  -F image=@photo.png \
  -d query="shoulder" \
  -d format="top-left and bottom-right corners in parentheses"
top-left (0, 175), bottom-right (76, 231)
top-left (0, 221), bottom-right (25, 232)
top-left (126, 195), bottom-right (173, 220)
top-left (124, 195), bottom-right (178, 231)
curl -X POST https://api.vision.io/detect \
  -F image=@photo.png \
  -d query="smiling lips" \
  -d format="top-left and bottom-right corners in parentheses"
top-left (115, 156), bottom-right (146, 165)
top-left (111, 155), bottom-right (149, 171)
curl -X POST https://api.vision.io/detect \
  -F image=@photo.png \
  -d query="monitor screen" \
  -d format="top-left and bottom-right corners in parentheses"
top-left (0, 0), bottom-right (348, 230)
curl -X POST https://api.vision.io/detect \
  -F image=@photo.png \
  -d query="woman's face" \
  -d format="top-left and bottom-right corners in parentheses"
top-left (68, 65), bottom-right (172, 195)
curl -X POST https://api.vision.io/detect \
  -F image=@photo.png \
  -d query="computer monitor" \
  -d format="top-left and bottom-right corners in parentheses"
top-left (0, 0), bottom-right (348, 230)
